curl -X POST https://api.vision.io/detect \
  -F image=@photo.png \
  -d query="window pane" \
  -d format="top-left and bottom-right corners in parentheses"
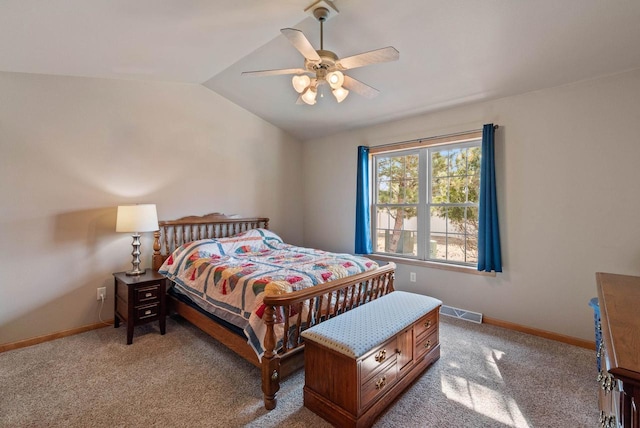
top-left (466, 206), bottom-right (479, 236)
top-left (448, 179), bottom-right (466, 203)
top-left (449, 148), bottom-right (465, 176)
top-left (468, 175), bottom-right (480, 203)
top-left (446, 232), bottom-right (466, 262)
top-left (466, 236), bottom-right (478, 264)
top-left (467, 146), bottom-right (481, 176)
top-left (431, 177), bottom-right (448, 203)
top-left (375, 206), bottom-right (418, 256)
top-left (431, 150), bottom-right (448, 178)
top-left (376, 154), bottom-right (419, 204)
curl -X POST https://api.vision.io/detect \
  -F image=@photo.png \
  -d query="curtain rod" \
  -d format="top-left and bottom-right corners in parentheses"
top-left (371, 124), bottom-right (499, 151)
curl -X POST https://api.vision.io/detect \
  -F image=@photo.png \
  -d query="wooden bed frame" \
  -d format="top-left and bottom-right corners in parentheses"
top-left (151, 213), bottom-right (395, 410)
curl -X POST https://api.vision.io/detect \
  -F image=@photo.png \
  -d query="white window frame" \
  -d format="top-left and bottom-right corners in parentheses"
top-left (371, 133), bottom-right (482, 267)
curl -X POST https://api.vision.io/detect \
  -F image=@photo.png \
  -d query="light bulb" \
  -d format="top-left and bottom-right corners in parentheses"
top-left (326, 70), bottom-right (345, 89)
top-left (292, 75), bottom-right (311, 93)
top-left (301, 86), bottom-right (317, 105)
top-left (332, 86), bottom-right (349, 103)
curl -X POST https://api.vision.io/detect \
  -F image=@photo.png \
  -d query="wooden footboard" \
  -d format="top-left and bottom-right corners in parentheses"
top-left (151, 213), bottom-right (395, 410)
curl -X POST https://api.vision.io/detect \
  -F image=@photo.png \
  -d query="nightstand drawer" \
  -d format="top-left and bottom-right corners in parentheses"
top-left (135, 285), bottom-right (160, 305)
top-left (135, 303), bottom-right (159, 321)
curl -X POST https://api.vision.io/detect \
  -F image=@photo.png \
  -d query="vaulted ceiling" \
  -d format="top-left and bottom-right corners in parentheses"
top-left (2, 0), bottom-right (640, 141)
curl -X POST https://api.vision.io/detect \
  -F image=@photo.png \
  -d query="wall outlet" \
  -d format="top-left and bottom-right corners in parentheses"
top-left (410, 272), bottom-right (416, 282)
top-left (97, 287), bottom-right (106, 301)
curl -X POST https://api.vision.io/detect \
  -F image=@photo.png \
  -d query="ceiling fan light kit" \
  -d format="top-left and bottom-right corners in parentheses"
top-left (242, 0), bottom-right (399, 105)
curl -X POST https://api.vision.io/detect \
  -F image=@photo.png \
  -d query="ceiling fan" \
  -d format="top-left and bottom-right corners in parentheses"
top-left (241, 1), bottom-right (399, 105)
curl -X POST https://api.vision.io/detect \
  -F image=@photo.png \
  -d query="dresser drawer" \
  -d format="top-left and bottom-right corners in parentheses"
top-left (360, 336), bottom-right (398, 383)
top-left (361, 360), bottom-right (399, 410)
top-left (416, 328), bottom-right (438, 360)
top-left (414, 309), bottom-right (438, 339)
top-left (135, 285), bottom-right (160, 305)
top-left (135, 303), bottom-right (159, 322)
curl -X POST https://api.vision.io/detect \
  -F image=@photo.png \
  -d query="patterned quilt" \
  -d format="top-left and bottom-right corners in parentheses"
top-left (159, 228), bottom-right (378, 360)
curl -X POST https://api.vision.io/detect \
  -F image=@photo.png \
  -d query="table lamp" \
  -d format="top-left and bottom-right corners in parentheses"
top-left (116, 204), bottom-right (159, 276)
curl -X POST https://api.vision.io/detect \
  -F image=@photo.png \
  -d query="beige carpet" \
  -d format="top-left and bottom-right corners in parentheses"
top-left (0, 315), bottom-right (598, 427)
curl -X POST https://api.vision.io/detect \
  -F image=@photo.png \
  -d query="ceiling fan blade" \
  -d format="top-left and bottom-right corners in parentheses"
top-left (342, 75), bottom-right (380, 99)
top-left (281, 28), bottom-right (321, 61)
top-left (337, 47), bottom-right (399, 70)
top-left (242, 68), bottom-right (308, 77)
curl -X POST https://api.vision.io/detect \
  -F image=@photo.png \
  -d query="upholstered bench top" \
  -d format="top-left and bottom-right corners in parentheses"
top-left (301, 291), bottom-right (442, 359)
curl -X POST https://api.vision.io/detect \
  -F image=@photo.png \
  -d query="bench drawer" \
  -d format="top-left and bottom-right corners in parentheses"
top-left (416, 328), bottom-right (438, 360)
top-left (414, 309), bottom-right (438, 339)
top-left (361, 360), bottom-right (399, 409)
top-left (360, 336), bottom-right (398, 383)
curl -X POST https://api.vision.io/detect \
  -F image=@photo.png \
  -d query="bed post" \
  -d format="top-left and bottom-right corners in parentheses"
top-left (152, 230), bottom-right (162, 271)
top-left (261, 304), bottom-right (280, 410)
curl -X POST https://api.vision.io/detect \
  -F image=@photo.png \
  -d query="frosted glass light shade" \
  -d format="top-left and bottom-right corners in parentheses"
top-left (292, 75), bottom-right (311, 93)
top-left (326, 70), bottom-right (345, 89)
top-left (301, 86), bottom-right (317, 105)
top-left (116, 204), bottom-right (159, 232)
top-left (332, 86), bottom-right (349, 103)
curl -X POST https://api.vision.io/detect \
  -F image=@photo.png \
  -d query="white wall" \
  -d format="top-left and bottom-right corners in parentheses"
top-left (302, 69), bottom-right (640, 342)
top-left (0, 72), bottom-right (303, 345)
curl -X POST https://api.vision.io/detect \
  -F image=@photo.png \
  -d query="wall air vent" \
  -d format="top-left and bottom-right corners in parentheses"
top-left (440, 305), bottom-right (483, 324)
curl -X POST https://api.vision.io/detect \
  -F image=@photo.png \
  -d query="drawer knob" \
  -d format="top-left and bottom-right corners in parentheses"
top-left (374, 349), bottom-right (387, 363)
top-left (375, 376), bottom-right (387, 390)
top-left (145, 310), bottom-right (151, 315)
top-left (424, 320), bottom-right (432, 329)
top-left (145, 292), bottom-right (152, 298)
top-left (424, 340), bottom-right (432, 350)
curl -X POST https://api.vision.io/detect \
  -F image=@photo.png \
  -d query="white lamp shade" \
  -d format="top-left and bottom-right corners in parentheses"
top-left (292, 75), bottom-right (311, 93)
top-left (326, 70), bottom-right (345, 90)
top-left (332, 86), bottom-right (349, 103)
top-left (116, 204), bottom-right (159, 233)
top-left (301, 86), bottom-right (317, 105)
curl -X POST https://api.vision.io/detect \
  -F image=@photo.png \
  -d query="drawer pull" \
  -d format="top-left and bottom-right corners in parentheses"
top-left (597, 370), bottom-right (615, 393)
top-left (424, 340), bottom-right (432, 350)
top-left (374, 349), bottom-right (387, 363)
top-left (375, 376), bottom-right (386, 390)
top-left (144, 310), bottom-right (151, 315)
top-left (145, 292), bottom-right (152, 298)
top-left (599, 410), bottom-right (616, 428)
top-left (424, 320), bottom-right (432, 329)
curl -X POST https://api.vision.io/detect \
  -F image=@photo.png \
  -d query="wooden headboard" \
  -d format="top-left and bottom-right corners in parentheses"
top-left (152, 213), bottom-right (269, 271)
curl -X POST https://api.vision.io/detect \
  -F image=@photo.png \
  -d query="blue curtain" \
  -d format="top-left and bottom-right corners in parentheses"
top-left (355, 146), bottom-right (372, 254)
top-left (478, 124), bottom-right (502, 272)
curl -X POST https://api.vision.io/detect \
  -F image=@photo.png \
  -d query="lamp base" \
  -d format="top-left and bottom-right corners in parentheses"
top-left (125, 268), bottom-right (146, 276)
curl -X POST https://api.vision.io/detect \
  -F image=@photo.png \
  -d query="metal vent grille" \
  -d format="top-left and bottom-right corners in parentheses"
top-left (440, 305), bottom-right (483, 324)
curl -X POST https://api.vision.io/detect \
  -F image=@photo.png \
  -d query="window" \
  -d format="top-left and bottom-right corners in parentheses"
top-left (372, 134), bottom-right (481, 266)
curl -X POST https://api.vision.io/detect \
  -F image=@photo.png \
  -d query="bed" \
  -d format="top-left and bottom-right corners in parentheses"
top-left (151, 213), bottom-right (395, 410)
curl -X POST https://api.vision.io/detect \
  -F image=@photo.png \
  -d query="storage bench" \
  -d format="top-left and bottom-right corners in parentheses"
top-left (301, 290), bottom-right (442, 428)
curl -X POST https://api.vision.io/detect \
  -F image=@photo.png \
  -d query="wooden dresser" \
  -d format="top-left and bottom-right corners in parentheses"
top-left (596, 272), bottom-right (640, 428)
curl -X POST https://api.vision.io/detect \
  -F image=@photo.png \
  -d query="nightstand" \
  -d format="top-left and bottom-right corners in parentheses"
top-left (113, 270), bottom-right (166, 345)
